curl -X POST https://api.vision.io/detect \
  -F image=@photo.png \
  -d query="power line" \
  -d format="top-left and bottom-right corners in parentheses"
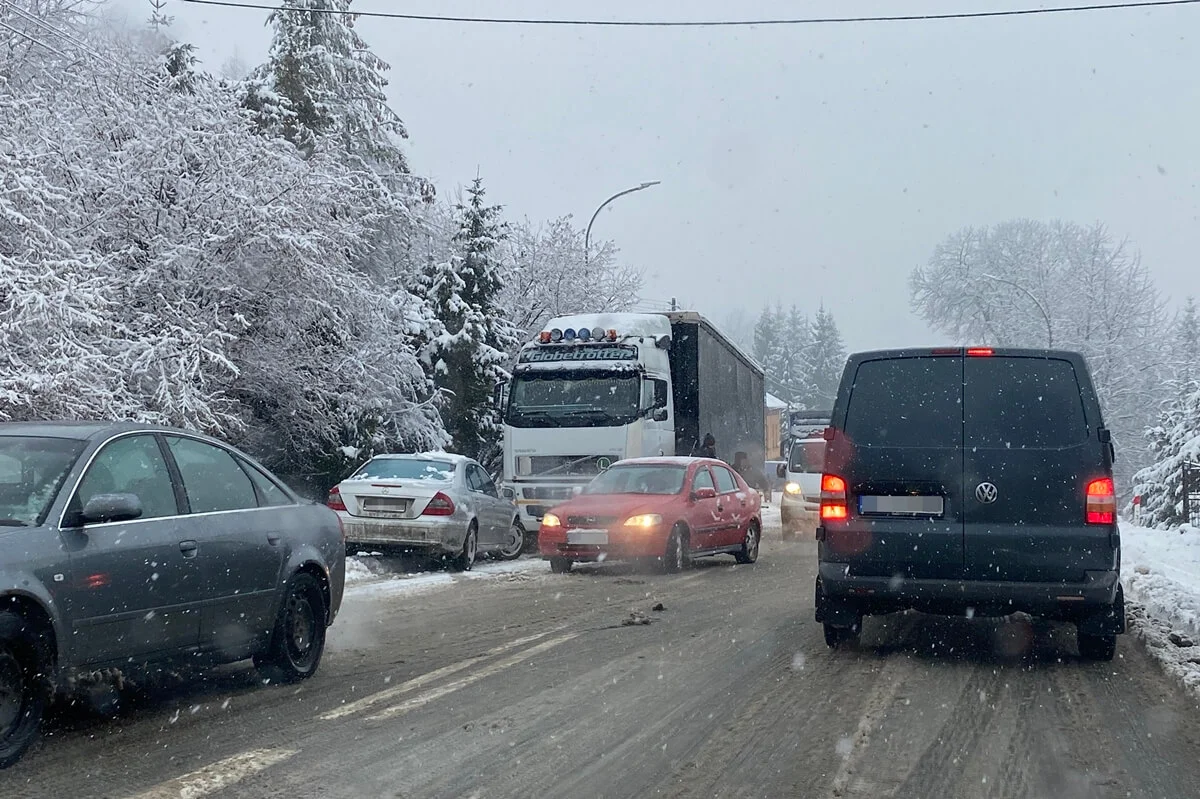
top-left (0, 17), bottom-right (69, 57)
top-left (176, 0), bottom-right (1200, 26)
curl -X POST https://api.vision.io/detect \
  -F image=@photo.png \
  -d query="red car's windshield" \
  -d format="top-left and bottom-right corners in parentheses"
top-left (585, 465), bottom-right (686, 495)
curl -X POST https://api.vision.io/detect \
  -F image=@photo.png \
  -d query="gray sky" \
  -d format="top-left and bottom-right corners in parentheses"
top-left (119, 0), bottom-right (1200, 350)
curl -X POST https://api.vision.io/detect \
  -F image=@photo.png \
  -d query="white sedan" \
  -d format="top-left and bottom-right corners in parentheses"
top-left (327, 453), bottom-right (523, 570)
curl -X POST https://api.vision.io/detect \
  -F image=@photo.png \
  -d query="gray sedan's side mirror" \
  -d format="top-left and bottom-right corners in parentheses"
top-left (80, 493), bottom-right (144, 525)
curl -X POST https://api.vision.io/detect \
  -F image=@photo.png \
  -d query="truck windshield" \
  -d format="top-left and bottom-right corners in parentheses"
top-left (506, 372), bottom-right (641, 428)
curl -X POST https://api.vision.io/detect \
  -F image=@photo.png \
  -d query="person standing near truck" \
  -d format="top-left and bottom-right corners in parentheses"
top-left (697, 433), bottom-right (717, 459)
top-left (733, 451), bottom-right (772, 502)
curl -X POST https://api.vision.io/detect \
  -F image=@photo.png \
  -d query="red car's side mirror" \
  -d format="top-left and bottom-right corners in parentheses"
top-left (691, 487), bottom-right (717, 501)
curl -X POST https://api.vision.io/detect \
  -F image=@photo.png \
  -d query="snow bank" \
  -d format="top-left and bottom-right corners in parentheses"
top-left (1121, 522), bottom-right (1200, 639)
top-left (344, 556), bottom-right (550, 599)
top-left (1120, 522), bottom-right (1200, 699)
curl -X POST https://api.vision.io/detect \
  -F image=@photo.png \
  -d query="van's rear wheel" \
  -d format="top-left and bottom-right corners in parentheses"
top-left (1078, 632), bottom-right (1116, 661)
top-left (823, 622), bottom-right (860, 648)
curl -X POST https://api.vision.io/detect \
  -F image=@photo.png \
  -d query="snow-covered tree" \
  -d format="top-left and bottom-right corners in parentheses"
top-left (0, 11), bottom-right (445, 495)
top-left (802, 304), bottom-right (846, 409)
top-left (753, 303), bottom-right (814, 406)
top-left (425, 177), bottom-right (520, 461)
top-left (243, 0), bottom-right (407, 172)
top-left (911, 219), bottom-right (1170, 493)
top-left (500, 215), bottom-right (642, 344)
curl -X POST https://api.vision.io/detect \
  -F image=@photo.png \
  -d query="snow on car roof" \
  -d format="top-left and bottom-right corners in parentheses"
top-left (541, 312), bottom-right (671, 341)
top-left (370, 452), bottom-right (471, 464)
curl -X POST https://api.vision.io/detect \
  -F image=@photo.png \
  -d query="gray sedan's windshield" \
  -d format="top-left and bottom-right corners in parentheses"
top-left (0, 436), bottom-right (85, 527)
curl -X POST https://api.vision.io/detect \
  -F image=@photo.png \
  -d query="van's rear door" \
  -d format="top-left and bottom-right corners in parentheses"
top-left (825, 354), bottom-right (965, 579)
top-left (962, 353), bottom-right (1114, 582)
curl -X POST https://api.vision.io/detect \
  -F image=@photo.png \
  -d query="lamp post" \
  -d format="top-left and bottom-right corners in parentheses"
top-left (980, 273), bottom-right (1053, 347)
top-left (584, 181), bottom-right (661, 267)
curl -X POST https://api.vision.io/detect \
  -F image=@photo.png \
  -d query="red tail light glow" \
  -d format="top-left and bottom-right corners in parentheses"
top-left (1085, 478), bottom-right (1116, 525)
top-left (326, 485), bottom-right (346, 512)
top-left (820, 474), bottom-right (848, 521)
top-left (966, 347), bottom-right (994, 357)
top-left (422, 491), bottom-right (456, 516)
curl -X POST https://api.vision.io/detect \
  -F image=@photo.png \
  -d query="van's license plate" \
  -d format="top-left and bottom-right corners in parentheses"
top-left (859, 495), bottom-right (944, 516)
top-left (568, 530), bottom-right (608, 545)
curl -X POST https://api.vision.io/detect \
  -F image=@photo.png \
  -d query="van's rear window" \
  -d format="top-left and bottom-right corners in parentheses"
top-left (964, 357), bottom-right (1087, 448)
top-left (844, 358), bottom-right (963, 447)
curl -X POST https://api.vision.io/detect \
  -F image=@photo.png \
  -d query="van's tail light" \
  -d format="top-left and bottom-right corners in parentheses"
top-left (326, 485), bottom-right (347, 512)
top-left (422, 491), bottom-right (456, 516)
top-left (820, 474), bottom-right (848, 521)
top-left (1086, 478), bottom-right (1116, 524)
top-left (966, 347), bottom-right (994, 357)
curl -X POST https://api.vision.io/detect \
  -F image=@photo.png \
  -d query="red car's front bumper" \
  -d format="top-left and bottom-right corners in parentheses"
top-left (538, 525), bottom-right (668, 561)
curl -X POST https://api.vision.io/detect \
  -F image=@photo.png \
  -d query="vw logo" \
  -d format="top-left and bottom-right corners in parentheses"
top-left (975, 482), bottom-right (999, 504)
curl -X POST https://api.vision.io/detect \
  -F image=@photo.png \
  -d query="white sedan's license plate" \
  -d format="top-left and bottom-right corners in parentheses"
top-left (567, 529), bottom-right (608, 546)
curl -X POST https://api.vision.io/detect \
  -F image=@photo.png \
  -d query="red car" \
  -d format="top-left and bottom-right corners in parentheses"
top-left (538, 457), bottom-right (763, 574)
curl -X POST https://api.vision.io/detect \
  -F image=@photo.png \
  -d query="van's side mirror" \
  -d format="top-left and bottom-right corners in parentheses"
top-left (80, 493), bottom-right (143, 525)
top-left (493, 380), bottom-right (507, 409)
top-left (776, 463), bottom-right (787, 479)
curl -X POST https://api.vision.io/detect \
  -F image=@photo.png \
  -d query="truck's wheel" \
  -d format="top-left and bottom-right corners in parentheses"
top-left (0, 612), bottom-right (48, 769)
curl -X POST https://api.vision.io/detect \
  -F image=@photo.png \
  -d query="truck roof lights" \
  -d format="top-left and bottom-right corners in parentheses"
top-left (578, 327), bottom-right (592, 341)
top-left (549, 328), bottom-right (563, 342)
top-left (563, 328), bottom-right (577, 341)
top-left (538, 331), bottom-right (552, 343)
top-left (607, 329), bottom-right (618, 341)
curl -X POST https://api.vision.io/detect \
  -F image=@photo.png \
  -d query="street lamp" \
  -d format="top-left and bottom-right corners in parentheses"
top-left (584, 181), bottom-right (661, 267)
top-left (980, 273), bottom-right (1053, 347)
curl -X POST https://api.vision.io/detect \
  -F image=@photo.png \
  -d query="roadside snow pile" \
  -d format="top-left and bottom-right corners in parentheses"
top-left (1121, 522), bottom-right (1200, 639)
top-left (1120, 522), bottom-right (1200, 699)
top-left (344, 556), bottom-right (550, 598)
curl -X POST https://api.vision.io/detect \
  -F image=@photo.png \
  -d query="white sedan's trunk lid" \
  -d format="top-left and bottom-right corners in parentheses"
top-left (337, 478), bottom-right (447, 519)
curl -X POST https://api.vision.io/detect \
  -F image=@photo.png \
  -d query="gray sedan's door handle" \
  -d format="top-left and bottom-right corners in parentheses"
top-left (179, 540), bottom-right (198, 558)
top-left (267, 533), bottom-right (281, 546)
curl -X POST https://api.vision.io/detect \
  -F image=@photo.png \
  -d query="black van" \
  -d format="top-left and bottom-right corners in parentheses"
top-left (814, 347), bottom-right (1124, 660)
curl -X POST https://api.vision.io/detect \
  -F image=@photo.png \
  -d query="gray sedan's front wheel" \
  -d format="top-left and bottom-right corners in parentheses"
top-left (255, 572), bottom-right (327, 684)
top-left (0, 612), bottom-right (46, 770)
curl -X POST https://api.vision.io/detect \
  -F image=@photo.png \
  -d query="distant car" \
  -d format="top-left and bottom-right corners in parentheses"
top-left (329, 453), bottom-right (522, 569)
top-left (815, 347), bottom-right (1124, 660)
top-left (778, 436), bottom-right (825, 538)
top-left (538, 457), bottom-right (762, 574)
top-left (0, 421), bottom-right (344, 769)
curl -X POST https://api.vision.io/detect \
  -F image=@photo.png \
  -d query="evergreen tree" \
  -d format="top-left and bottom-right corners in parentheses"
top-left (753, 304), bottom-right (782, 378)
top-left (1174, 296), bottom-right (1200, 388)
top-left (803, 304), bottom-right (847, 409)
top-left (243, 0), bottom-right (408, 171)
top-left (425, 177), bottom-right (519, 460)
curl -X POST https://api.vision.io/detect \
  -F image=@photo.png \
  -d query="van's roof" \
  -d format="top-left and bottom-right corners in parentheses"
top-left (849, 346), bottom-right (1086, 361)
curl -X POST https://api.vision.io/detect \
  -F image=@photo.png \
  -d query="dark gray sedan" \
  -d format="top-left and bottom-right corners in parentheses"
top-left (0, 421), bottom-right (345, 769)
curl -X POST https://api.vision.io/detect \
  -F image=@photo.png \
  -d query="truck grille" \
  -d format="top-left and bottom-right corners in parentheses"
top-left (527, 455), bottom-right (611, 477)
top-left (522, 486), bottom-right (577, 500)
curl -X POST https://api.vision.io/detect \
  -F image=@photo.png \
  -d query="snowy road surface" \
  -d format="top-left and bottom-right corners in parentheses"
top-left (7, 521), bottom-right (1200, 798)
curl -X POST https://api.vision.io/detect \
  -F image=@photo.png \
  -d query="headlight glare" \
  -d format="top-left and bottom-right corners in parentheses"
top-left (623, 513), bottom-right (663, 529)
